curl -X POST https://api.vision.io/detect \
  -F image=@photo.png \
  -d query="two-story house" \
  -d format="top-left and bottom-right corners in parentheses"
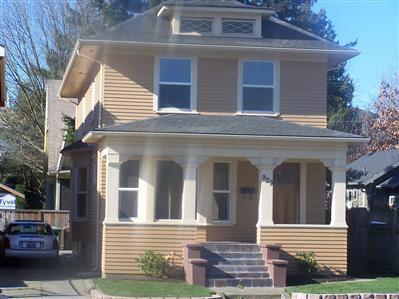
top-left (60, 0), bottom-right (367, 287)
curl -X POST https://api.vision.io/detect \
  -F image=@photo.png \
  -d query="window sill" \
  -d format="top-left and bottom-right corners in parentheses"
top-left (156, 109), bottom-right (199, 115)
top-left (211, 221), bottom-right (234, 226)
top-left (236, 112), bottom-right (280, 117)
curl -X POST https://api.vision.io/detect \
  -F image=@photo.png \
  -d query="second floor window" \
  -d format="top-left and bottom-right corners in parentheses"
top-left (241, 60), bottom-right (276, 113)
top-left (158, 58), bottom-right (192, 111)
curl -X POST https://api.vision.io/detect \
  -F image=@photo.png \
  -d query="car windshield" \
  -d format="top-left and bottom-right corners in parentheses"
top-left (6, 223), bottom-right (53, 235)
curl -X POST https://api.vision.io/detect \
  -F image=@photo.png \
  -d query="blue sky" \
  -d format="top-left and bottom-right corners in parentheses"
top-left (313, 0), bottom-right (398, 109)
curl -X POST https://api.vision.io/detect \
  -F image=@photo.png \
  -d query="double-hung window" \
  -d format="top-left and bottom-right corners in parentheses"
top-left (157, 58), bottom-right (194, 111)
top-left (76, 168), bottom-right (88, 219)
top-left (155, 161), bottom-right (183, 220)
top-left (212, 162), bottom-right (230, 221)
top-left (241, 60), bottom-right (276, 113)
top-left (119, 160), bottom-right (140, 218)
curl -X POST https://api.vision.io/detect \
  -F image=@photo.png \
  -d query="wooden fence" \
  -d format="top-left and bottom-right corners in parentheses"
top-left (0, 209), bottom-right (70, 230)
top-left (347, 208), bottom-right (399, 274)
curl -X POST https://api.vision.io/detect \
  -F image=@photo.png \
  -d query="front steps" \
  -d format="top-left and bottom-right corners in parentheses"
top-left (203, 243), bottom-right (273, 288)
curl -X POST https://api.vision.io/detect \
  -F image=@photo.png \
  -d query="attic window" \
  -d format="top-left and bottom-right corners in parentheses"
top-left (180, 17), bottom-right (213, 34)
top-left (222, 19), bottom-right (254, 35)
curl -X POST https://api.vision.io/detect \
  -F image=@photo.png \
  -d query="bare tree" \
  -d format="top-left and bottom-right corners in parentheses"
top-left (0, 0), bottom-right (104, 207)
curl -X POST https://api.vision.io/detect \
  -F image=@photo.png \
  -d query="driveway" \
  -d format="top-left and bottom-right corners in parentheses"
top-left (0, 251), bottom-right (96, 298)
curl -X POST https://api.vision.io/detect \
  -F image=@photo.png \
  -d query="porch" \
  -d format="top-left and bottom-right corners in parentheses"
top-left (99, 137), bottom-right (348, 277)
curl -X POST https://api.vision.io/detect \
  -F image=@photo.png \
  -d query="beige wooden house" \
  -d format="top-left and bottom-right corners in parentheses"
top-left (60, 0), bottom-right (367, 285)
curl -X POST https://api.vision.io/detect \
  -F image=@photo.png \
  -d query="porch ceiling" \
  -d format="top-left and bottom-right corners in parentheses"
top-left (84, 114), bottom-right (368, 143)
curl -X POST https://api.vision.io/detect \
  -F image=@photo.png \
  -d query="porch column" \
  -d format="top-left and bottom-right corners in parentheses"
top-left (55, 177), bottom-right (61, 211)
top-left (138, 156), bottom-right (155, 223)
top-left (250, 158), bottom-right (276, 227)
top-left (330, 162), bottom-right (347, 227)
top-left (105, 152), bottom-right (121, 223)
top-left (299, 161), bottom-right (307, 224)
top-left (175, 156), bottom-right (204, 225)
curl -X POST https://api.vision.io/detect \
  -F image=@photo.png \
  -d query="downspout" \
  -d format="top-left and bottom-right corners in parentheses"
top-left (76, 49), bottom-right (102, 272)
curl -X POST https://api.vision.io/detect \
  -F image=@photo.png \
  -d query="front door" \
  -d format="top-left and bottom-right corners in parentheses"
top-left (236, 161), bottom-right (259, 243)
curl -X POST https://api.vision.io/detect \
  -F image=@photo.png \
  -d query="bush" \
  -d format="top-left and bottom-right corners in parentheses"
top-left (295, 251), bottom-right (318, 273)
top-left (136, 250), bottom-right (166, 278)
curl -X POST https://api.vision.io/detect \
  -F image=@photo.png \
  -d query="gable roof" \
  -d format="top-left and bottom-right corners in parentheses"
top-left (347, 149), bottom-right (399, 186)
top-left (84, 114), bottom-right (367, 143)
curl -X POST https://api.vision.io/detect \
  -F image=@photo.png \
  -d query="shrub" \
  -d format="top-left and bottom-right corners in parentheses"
top-left (295, 251), bottom-right (318, 273)
top-left (136, 250), bottom-right (166, 278)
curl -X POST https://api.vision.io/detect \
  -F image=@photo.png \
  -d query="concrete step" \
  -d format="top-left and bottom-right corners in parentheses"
top-left (202, 251), bottom-right (263, 259)
top-left (204, 243), bottom-right (260, 253)
top-left (208, 264), bottom-right (268, 273)
top-left (207, 258), bottom-right (265, 266)
top-left (207, 270), bottom-right (270, 279)
top-left (207, 278), bottom-right (273, 288)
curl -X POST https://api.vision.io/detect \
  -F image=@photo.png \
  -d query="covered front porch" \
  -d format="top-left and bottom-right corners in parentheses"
top-left (99, 137), bottom-right (348, 276)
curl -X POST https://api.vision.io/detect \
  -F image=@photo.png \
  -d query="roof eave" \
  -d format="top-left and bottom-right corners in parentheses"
top-left (83, 130), bottom-right (369, 144)
top-left (58, 41), bottom-right (81, 99)
top-left (158, 4), bottom-right (274, 17)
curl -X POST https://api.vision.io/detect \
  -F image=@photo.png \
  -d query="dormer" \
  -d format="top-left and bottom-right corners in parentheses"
top-left (157, 0), bottom-right (274, 38)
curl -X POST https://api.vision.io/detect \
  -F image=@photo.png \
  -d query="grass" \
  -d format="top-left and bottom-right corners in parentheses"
top-left (94, 278), bottom-right (212, 297)
top-left (286, 277), bottom-right (399, 294)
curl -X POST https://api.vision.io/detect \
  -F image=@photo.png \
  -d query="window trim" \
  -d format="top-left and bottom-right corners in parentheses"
top-left (179, 17), bottom-right (214, 35)
top-left (212, 161), bottom-right (232, 223)
top-left (75, 167), bottom-right (88, 221)
top-left (154, 56), bottom-right (198, 114)
top-left (118, 160), bottom-right (140, 220)
top-left (237, 59), bottom-right (280, 116)
top-left (222, 18), bottom-right (255, 36)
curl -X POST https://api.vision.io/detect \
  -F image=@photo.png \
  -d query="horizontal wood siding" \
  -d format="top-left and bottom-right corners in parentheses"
top-left (76, 68), bottom-right (102, 139)
top-left (197, 58), bottom-right (237, 113)
top-left (280, 61), bottom-right (327, 128)
top-left (258, 227), bottom-right (347, 275)
top-left (102, 225), bottom-right (196, 275)
top-left (102, 55), bottom-right (155, 126)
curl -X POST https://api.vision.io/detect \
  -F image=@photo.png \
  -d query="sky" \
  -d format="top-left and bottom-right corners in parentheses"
top-left (313, 0), bottom-right (399, 110)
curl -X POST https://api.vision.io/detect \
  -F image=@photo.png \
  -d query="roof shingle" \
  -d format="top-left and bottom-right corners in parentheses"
top-left (95, 114), bottom-right (365, 140)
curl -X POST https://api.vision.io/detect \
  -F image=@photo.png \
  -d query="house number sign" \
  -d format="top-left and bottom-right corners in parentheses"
top-left (261, 174), bottom-right (273, 186)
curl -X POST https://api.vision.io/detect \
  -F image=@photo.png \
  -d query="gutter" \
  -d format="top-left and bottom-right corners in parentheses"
top-left (79, 39), bottom-right (360, 56)
top-left (82, 130), bottom-right (370, 144)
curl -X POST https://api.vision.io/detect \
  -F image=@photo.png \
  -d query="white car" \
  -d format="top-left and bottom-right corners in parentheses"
top-left (1, 220), bottom-right (59, 260)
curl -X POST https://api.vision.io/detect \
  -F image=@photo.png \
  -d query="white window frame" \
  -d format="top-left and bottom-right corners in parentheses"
top-left (75, 167), bottom-right (88, 221)
top-left (154, 56), bottom-right (198, 114)
top-left (212, 161), bottom-right (232, 223)
top-left (222, 18), bottom-right (255, 37)
top-left (179, 17), bottom-right (214, 35)
top-left (118, 160), bottom-right (140, 220)
top-left (237, 59), bottom-right (280, 116)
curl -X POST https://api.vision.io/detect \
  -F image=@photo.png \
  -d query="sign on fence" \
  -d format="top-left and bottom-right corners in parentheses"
top-left (0, 193), bottom-right (16, 210)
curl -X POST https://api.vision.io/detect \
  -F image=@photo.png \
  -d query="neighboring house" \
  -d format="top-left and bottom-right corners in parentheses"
top-left (59, 0), bottom-right (366, 285)
top-left (347, 149), bottom-right (399, 224)
top-left (44, 80), bottom-right (76, 210)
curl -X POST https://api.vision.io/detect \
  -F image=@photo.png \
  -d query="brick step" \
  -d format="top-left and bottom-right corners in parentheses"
top-left (207, 258), bottom-right (265, 266)
top-left (208, 264), bottom-right (268, 273)
top-left (207, 277), bottom-right (273, 288)
top-left (207, 270), bottom-right (270, 279)
top-left (202, 252), bottom-right (263, 259)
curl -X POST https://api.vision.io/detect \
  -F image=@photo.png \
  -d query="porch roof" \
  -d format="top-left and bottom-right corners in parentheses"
top-left (85, 114), bottom-right (368, 143)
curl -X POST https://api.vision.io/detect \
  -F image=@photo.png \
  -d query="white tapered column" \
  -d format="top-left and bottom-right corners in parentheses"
top-left (181, 161), bottom-right (198, 224)
top-left (105, 153), bottom-right (121, 223)
top-left (330, 163), bottom-right (347, 227)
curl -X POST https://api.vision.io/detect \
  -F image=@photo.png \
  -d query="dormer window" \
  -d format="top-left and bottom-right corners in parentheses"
top-left (180, 17), bottom-right (213, 34)
top-left (222, 19), bottom-right (255, 35)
